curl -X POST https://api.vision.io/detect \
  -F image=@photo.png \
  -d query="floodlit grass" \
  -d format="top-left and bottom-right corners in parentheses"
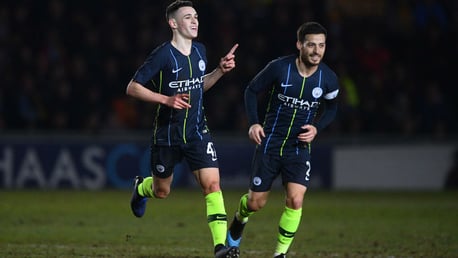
top-left (0, 190), bottom-right (457, 257)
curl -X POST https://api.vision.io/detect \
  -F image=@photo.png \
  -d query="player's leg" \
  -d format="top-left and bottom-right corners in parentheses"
top-left (136, 174), bottom-right (174, 198)
top-left (130, 145), bottom-right (178, 217)
top-left (194, 167), bottom-right (239, 258)
top-left (274, 182), bottom-right (306, 257)
top-left (227, 190), bottom-right (269, 247)
top-left (194, 167), bottom-right (226, 244)
top-left (185, 137), bottom-right (239, 257)
top-left (130, 174), bottom-right (174, 217)
top-left (274, 153), bottom-right (310, 257)
top-left (228, 150), bottom-right (279, 248)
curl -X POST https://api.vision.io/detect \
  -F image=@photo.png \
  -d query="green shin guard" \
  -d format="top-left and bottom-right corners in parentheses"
top-left (276, 206), bottom-right (302, 255)
top-left (238, 193), bottom-right (254, 220)
top-left (205, 191), bottom-right (227, 247)
top-left (137, 177), bottom-right (154, 198)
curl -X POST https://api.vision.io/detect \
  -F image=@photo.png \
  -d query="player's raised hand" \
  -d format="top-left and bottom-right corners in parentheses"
top-left (219, 43), bottom-right (239, 73)
top-left (166, 93), bottom-right (191, 109)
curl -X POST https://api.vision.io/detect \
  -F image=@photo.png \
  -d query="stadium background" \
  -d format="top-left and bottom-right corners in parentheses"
top-left (0, 0), bottom-right (457, 190)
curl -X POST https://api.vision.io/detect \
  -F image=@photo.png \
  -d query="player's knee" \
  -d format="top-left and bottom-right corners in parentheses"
top-left (202, 182), bottom-right (221, 195)
top-left (287, 197), bottom-right (304, 210)
top-left (153, 189), bottom-right (170, 199)
top-left (247, 198), bottom-right (267, 211)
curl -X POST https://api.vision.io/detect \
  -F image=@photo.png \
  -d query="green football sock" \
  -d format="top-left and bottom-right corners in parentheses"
top-left (137, 177), bottom-right (153, 198)
top-left (237, 193), bottom-right (254, 221)
top-left (275, 206), bottom-right (302, 255)
top-left (205, 191), bottom-right (227, 247)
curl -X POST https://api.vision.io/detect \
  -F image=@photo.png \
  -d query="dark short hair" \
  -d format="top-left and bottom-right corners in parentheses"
top-left (166, 0), bottom-right (193, 21)
top-left (297, 22), bottom-right (327, 42)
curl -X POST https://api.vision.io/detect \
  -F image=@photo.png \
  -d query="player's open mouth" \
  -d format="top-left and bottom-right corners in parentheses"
top-left (310, 55), bottom-right (320, 62)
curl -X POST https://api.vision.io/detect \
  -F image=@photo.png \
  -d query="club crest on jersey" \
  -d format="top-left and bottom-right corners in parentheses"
top-left (199, 59), bottom-right (206, 72)
top-left (312, 87), bottom-right (323, 98)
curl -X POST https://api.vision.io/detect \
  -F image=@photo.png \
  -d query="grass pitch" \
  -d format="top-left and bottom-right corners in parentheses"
top-left (0, 189), bottom-right (457, 258)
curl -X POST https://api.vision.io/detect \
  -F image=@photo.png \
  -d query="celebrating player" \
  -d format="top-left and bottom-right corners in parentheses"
top-left (227, 22), bottom-right (339, 258)
top-left (126, 1), bottom-right (239, 257)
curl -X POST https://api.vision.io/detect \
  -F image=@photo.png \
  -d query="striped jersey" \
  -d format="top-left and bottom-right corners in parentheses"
top-left (132, 41), bottom-right (209, 146)
top-left (245, 55), bottom-right (339, 156)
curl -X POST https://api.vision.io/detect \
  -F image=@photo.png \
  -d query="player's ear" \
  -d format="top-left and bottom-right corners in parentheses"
top-left (296, 40), bottom-right (302, 50)
top-left (168, 18), bottom-right (178, 29)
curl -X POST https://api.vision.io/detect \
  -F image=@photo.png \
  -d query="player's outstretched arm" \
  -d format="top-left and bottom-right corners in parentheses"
top-left (203, 43), bottom-right (239, 91)
top-left (126, 80), bottom-right (191, 109)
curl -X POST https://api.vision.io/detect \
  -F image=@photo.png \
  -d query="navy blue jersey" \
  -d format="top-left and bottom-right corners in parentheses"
top-left (132, 41), bottom-right (209, 146)
top-left (245, 55), bottom-right (339, 156)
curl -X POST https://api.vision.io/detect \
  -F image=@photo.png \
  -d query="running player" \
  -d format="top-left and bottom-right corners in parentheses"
top-left (127, 1), bottom-right (239, 257)
top-left (227, 22), bottom-right (339, 258)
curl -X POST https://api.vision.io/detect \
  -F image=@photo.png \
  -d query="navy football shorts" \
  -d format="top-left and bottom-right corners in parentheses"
top-left (150, 134), bottom-right (219, 178)
top-left (249, 147), bottom-right (312, 192)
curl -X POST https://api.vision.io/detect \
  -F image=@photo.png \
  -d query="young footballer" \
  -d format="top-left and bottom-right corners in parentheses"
top-left (127, 1), bottom-right (239, 257)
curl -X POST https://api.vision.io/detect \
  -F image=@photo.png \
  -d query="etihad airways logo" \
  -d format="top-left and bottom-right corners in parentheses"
top-left (277, 93), bottom-right (319, 110)
top-left (169, 76), bottom-right (204, 92)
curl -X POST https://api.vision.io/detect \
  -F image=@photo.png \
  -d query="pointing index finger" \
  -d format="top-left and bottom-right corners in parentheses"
top-left (227, 43), bottom-right (239, 56)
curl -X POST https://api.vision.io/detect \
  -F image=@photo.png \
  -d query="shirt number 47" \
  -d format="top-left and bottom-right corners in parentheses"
top-left (206, 142), bottom-right (217, 161)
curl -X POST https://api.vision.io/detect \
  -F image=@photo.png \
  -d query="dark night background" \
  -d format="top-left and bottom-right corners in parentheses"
top-left (1, 0), bottom-right (456, 141)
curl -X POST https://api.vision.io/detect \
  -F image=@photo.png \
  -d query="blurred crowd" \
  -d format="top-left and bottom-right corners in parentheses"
top-left (0, 0), bottom-right (456, 139)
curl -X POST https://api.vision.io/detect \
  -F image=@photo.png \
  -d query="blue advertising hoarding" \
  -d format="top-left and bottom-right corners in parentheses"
top-left (0, 136), bottom-right (331, 189)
